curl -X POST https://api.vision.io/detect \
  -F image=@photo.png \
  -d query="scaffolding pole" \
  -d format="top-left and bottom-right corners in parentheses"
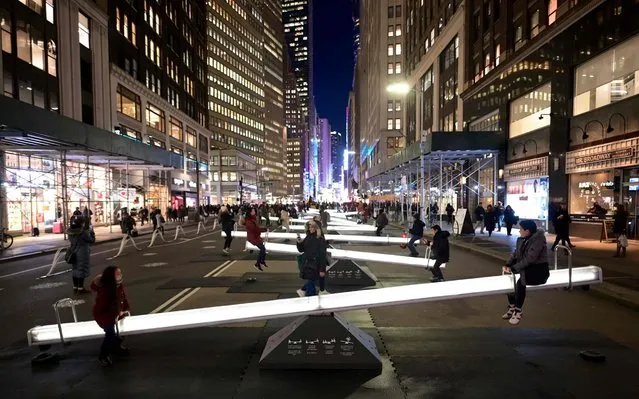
top-left (108, 160), bottom-right (112, 233)
top-left (60, 151), bottom-right (69, 241)
top-left (439, 154), bottom-right (443, 226)
top-left (493, 154), bottom-right (498, 206)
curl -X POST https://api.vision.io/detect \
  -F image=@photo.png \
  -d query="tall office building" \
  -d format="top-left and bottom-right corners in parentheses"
top-left (206, 0), bottom-right (266, 203)
top-left (318, 117), bottom-right (331, 191)
top-left (284, 59), bottom-right (303, 197)
top-left (352, 0), bottom-right (361, 61)
top-left (262, 0), bottom-right (286, 198)
top-left (357, 0), bottom-right (405, 187)
top-left (330, 130), bottom-right (343, 184)
top-left (283, 0), bottom-right (314, 196)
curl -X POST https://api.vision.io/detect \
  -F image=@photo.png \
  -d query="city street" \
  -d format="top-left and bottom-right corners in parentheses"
top-left (0, 226), bottom-right (638, 398)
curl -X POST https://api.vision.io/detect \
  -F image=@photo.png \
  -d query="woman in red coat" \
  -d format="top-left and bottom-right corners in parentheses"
top-left (244, 207), bottom-right (268, 271)
top-left (91, 266), bottom-right (130, 366)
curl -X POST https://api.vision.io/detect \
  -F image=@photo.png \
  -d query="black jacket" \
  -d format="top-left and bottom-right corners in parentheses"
top-left (475, 206), bottom-right (485, 221)
top-left (296, 233), bottom-right (328, 279)
top-left (220, 212), bottom-right (235, 231)
top-left (430, 230), bottom-right (450, 262)
top-left (409, 219), bottom-right (425, 237)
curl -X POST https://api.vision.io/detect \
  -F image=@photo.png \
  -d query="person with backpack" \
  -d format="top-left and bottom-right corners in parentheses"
top-left (427, 225), bottom-right (449, 282)
top-left (502, 220), bottom-right (550, 325)
top-left (245, 207), bottom-right (268, 271)
top-left (296, 220), bottom-right (328, 297)
top-left (220, 206), bottom-right (235, 255)
top-left (67, 216), bottom-right (95, 294)
top-left (91, 266), bottom-right (130, 366)
top-left (404, 213), bottom-right (425, 257)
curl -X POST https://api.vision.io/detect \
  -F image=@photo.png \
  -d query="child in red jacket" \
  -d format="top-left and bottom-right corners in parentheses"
top-left (91, 266), bottom-right (130, 366)
top-left (244, 207), bottom-right (268, 271)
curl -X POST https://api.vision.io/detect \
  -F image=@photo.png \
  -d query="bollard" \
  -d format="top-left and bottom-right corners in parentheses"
top-left (38, 248), bottom-right (69, 279)
top-left (196, 221), bottom-right (206, 235)
top-left (148, 229), bottom-right (167, 248)
top-left (173, 225), bottom-right (186, 241)
top-left (109, 235), bottom-right (141, 259)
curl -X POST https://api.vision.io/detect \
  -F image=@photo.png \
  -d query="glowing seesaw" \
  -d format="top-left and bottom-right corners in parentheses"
top-left (244, 242), bottom-right (441, 269)
top-left (286, 218), bottom-right (360, 226)
top-left (26, 266), bottom-right (602, 346)
top-left (225, 231), bottom-right (420, 245)
top-left (288, 224), bottom-right (377, 232)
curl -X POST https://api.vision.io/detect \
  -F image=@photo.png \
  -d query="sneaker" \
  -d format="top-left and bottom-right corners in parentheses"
top-left (76, 287), bottom-right (90, 294)
top-left (296, 289), bottom-right (306, 297)
top-left (509, 309), bottom-right (522, 325)
top-left (98, 356), bottom-right (113, 367)
top-left (253, 263), bottom-right (263, 272)
top-left (261, 263), bottom-right (269, 268)
top-left (319, 290), bottom-right (330, 295)
top-left (222, 248), bottom-right (229, 255)
top-left (501, 305), bottom-right (515, 320)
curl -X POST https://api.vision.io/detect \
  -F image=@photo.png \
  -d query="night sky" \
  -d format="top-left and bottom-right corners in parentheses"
top-left (313, 0), bottom-right (355, 141)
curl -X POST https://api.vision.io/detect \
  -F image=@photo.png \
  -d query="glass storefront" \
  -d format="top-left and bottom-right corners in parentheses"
top-left (569, 170), bottom-right (616, 215)
top-left (506, 177), bottom-right (549, 223)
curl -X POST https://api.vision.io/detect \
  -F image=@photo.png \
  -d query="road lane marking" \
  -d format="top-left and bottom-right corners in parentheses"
top-left (141, 262), bottom-right (168, 268)
top-left (0, 227), bottom-right (220, 280)
top-left (163, 260), bottom-right (236, 313)
top-left (30, 282), bottom-right (68, 290)
top-left (150, 260), bottom-right (231, 314)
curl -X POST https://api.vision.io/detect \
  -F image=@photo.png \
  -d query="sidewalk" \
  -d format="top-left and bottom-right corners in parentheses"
top-left (0, 221), bottom-right (200, 263)
top-left (388, 220), bottom-right (639, 311)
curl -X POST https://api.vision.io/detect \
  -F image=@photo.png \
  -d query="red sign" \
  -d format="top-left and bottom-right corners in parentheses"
top-left (36, 213), bottom-right (44, 223)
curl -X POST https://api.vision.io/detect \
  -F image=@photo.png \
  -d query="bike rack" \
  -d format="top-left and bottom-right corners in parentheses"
top-left (52, 298), bottom-right (79, 346)
top-left (147, 228), bottom-right (167, 248)
top-left (554, 245), bottom-right (574, 290)
top-left (38, 248), bottom-right (71, 279)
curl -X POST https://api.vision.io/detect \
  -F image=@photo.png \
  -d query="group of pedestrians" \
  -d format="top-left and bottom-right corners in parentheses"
top-left (474, 202), bottom-right (518, 236)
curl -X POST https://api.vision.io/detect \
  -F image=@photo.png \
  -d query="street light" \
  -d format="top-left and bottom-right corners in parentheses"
top-left (386, 82), bottom-right (411, 94)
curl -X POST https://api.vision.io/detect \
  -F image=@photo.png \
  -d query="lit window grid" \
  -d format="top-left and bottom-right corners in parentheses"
top-left (209, 59), bottom-right (264, 98)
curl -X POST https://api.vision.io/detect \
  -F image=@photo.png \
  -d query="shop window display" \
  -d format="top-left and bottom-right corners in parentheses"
top-left (569, 171), bottom-right (616, 215)
top-left (506, 177), bottom-right (549, 221)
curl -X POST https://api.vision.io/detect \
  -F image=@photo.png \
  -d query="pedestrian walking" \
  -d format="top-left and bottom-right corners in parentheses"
top-left (91, 266), bottom-right (131, 366)
top-left (474, 203), bottom-right (485, 234)
top-left (67, 216), bottom-right (95, 293)
top-left (551, 203), bottom-right (574, 252)
top-left (484, 204), bottom-right (497, 237)
top-left (503, 205), bottom-right (518, 236)
top-left (502, 220), bottom-right (550, 325)
top-left (427, 225), bottom-right (449, 282)
top-left (296, 220), bottom-right (328, 297)
top-left (245, 207), bottom-right (268, 271)
top-left (445, 204), bottom-right (455, 226)
top-left (613, 204), bottom-right (629, 258)
top-left (220, 206), bottom-right (235, 255)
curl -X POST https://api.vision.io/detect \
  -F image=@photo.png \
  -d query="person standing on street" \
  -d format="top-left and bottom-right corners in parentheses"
top-left (296, 220), bottom-right (328, 297)
top-left (613, 204), bottom-right (629, 258)
top-left (502, 220), bottom-right (550, 325)
top-left (474, 203), bottom-right (485, 234)
top-left (504, 205), bottom-right (518, 236)
top-left (551, 203), bottom-right (575, 252)
top-left (68, 216), bottom-right (95, 293)
top-left (484, 204), bottom-right (497, 237)
top-left (375, 209), bottom-right (389, 236)
top-left (220, 206), bottom-right (235, 255)
top-left (427, 225), bottom-right (449, 282)
top-left (91, 266), bottom-right (130, 367)
top-left (245, 207), bottom-right (268, 271)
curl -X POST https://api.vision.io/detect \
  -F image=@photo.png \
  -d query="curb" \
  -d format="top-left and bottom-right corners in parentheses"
top-left (444, 235), bottom-right (639, 311)
top-left (0, 223), bottom-right (201, 264)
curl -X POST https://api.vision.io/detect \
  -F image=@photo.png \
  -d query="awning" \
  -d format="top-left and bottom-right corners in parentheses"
top-left (0, 96), bottom-right (183, 169)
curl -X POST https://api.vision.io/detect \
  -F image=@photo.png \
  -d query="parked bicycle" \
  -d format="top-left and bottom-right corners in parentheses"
top-left (1, 228), bottom-right (14, 250)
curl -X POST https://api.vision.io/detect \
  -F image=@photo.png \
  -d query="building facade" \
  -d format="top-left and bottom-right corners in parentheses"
top-left (357, 0), bottom-right (405, 191)
top-left (284, 60), bottom-right (303, 197)
top-left (283, 0), bottom-right (314, 197)
top-left (317, 117), bottom-right (331, 191)
top-left (330, 130), bottom-right (343, 184)
top-left (462, 0), bottom-right (639, 237)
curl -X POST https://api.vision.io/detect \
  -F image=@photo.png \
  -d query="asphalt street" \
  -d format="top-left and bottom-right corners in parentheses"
top-left (0, 225), bottom-right (638, 398)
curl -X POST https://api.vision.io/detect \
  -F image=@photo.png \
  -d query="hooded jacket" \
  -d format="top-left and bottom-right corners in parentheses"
top-left (296, 232), bottom-right (328, 279)
top-left (91, 275), bottom-right (130, 328)
top-left (245, 214), bottom-right (267, 245)
top-left (506, 230), bottom-right (548, 273)
top-left (430, 230), bottom-right (450, 262)
top-left (409, 219), bottom-right (426, 237)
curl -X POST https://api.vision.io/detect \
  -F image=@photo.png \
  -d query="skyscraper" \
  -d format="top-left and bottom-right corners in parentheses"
top-left (283, 0), bottom-right (314, 197)
top-left (262, 0), bottom-right (286, 198)
top-left (284, 58), bottom-right (303, 197)
top-left (330, 130), bottom-right (343, 184)
top-left (318, 118), bottom-right (331, 191)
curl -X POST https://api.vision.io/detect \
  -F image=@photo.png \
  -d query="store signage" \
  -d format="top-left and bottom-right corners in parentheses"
top-left (578, 181), bottom-right (614, 189)
top-left (172, 178), bottom-right (184, 186)
top-left (574, 148), bottom-right (634, 166)
top-left (187, 181), bottom-right (197, 188)
top-left (506, 165), bottom-right (541, 177)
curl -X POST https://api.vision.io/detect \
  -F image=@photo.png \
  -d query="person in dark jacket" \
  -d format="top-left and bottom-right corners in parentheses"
top-left (474, 203), bottom-right (485, 234)
top-left (503, 205), bottom-right (518, 236)
top-left (68, 216), bottom-right (95, 293)
top-left (91, 266), bottom-right (130, 366)
top-left (445, 204), bottom-right (455, 225)
top-left (120, 211), bottom-right (136, 236)
top-left (220, 206), bottom-right (235, 255)
top-left (428, 225), bottom-right (449, 282)
top-left (245, 208), bottom-right (268, 271)
top-left (296, 221), bottom-right (328, 297)
top-left (502, 220), bottom-right (549, 325)
top-left (551, 203), bottom-right (574, 252)
top-left (484, 204), bottom-right (497, 237)
top-left (405, 213), bottom-right (425, 257)
top-left (613, 204), bottom-right (629, 258)
top-left (375, 209), bottom-right (389, 236)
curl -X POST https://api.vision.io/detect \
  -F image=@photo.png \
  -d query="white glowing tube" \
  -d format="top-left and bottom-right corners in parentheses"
top-left (288, 224), bottom-right (376, 232)
top-left (244, 242), bottom-right (440, 268)
top-left (225, 231), bottom-right (417, 245)
top-left (287, 218), bottom-right (358, 226)
top-left (27, 266), bottom-right (602, 345)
